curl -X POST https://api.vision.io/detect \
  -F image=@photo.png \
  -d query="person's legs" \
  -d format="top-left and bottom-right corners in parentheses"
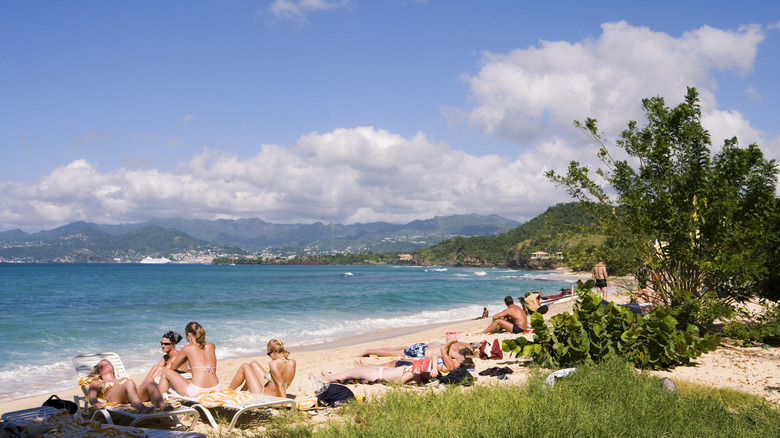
top-left (138, 379), bottom-right (169, 410)
top-left (357, 347), bottom-right (405, 357)
top-left (159, 367), bottom-right (190, 397)
top-left (319, 366), bottom-right (384, 382)
top-left (107, 380), bottom-right (153, 413)
top-left (479, 319), bottom-right (516, 334)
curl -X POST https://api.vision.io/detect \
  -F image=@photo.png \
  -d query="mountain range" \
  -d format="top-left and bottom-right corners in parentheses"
top-left (0, 214), bottom-right (520, 263)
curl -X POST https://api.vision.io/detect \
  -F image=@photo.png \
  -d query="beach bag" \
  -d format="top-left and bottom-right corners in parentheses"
top-left (316, 383), bottom-right (355, 407)
top-left (536, 304), bottom-right (549, 315)
top-left (42, 394), bottom-right (78, 414)
top-left (437, 368), bottom-right (474, 386)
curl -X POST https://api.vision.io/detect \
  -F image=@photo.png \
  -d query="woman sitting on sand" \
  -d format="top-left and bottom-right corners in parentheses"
top-left (158, 322), bottom-right (222, 397)
top-left (145, 330), bottom-right (188, 382)
top-left (228, 339), bottom-right (296, 398)
top-left (89, 359), bottom-right (169, 413)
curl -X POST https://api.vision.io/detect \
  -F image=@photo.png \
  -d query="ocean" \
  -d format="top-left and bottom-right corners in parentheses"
top-left (0, 263), bottom-right (575, 403)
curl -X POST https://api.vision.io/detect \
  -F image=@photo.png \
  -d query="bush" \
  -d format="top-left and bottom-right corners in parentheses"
top-left (723, 302), bottom-right (780, 345)
top-left (503, 283), bottom-right (720, 369)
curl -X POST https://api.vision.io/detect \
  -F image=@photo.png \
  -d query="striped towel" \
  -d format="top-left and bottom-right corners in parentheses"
top-left (196, 388), bottom-right (260, 408)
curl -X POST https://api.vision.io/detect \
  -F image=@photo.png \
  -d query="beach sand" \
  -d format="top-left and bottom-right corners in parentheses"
top-left (2, 279), bottom-right (778, 432)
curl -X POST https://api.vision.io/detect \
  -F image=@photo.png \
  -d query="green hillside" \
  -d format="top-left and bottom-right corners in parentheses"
top-left (413, 202), bottom-right (605, 269)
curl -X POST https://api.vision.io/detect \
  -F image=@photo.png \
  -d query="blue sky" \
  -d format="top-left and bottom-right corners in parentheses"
top-left (1, 0), bottom-right (779, 232)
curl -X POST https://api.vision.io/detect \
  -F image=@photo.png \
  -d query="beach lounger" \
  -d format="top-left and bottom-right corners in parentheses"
top-left (167, 389), bottom-right (297, 434)
top-left (72, 352), bottom-right (200, 430)
top-left (1, 406), bottom-right (206, 437)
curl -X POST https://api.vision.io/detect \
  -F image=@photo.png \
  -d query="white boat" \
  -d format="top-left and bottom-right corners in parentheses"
top-left (139, 256), bottom-right (172, 264)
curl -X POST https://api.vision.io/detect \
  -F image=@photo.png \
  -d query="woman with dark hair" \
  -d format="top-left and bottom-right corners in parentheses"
top-left (158, 322), bottom-right (221, 397)
top-left (228, 339), bottom-right (296, 397)
top-left (145, 331), bottom-right (187, 382)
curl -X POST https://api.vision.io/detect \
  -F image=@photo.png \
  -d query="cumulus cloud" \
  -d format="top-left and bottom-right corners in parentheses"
top-left (266, 0), bottom-right (350, 24)
top-left (0, 127), bottom-right (569, 232)
top-left (453, 21), bottom-right (766, 146)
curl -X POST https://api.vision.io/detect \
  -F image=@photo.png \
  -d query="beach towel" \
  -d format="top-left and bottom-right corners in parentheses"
top-left (196, 388), bottom-right (261, 409)
top-left (490, 338), bottom-right (503, 360)
top-left (478, 366), bottom-right (514, 376)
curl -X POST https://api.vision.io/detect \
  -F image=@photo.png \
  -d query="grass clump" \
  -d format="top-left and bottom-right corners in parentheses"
top-left (268, 358), bottom-right (779, 438)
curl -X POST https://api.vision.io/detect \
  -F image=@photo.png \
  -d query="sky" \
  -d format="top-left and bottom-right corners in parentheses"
top-left (1, 0), bottom-right (779, 233)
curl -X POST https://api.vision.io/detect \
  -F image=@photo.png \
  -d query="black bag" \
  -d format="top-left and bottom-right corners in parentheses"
top-left (316, 383), bottom-right (355, 407)
top-left (42, 394), bottom-right (78, 415)
top-left (437, 368), bottom-right (474, 386)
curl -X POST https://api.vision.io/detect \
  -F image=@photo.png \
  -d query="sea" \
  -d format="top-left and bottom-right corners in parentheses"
top-left (0, 263), bottom-right (576, 403)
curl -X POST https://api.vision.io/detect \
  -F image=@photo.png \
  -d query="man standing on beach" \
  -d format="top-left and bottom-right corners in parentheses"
top-left (593, 258), bottom-right (609, 301)
top-left (478, 296), bottom-right (527, 334)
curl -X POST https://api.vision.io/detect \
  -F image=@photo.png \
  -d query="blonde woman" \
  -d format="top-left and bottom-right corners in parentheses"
top-left (228, 339), bottom-right (296, 397)
top-left (159, 322), bottom-right (222, 397)
top-left (89, 359), bottom-right (169, 413)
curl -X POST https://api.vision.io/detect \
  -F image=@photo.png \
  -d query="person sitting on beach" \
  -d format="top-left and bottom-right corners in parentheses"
top-left (158, 322), bottom-right (222, 397)
top-left (478, 295), bottom-right (527, 334)
top-left (228, 339), bottom-right (296, 398)
top-left (520, 291), bottom-right (548, 316)
top-left (355, 337), bottom-right (469, 374)
top-left (473, 307), bottom-right (490, 320)
top-left (89, 359), bottom-right (170, 413)
top-left (145, 331), bottom-right (188, 382)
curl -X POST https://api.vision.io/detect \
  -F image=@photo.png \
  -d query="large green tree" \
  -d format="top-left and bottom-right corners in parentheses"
top-left (547, 87), bottom-right (778, 309)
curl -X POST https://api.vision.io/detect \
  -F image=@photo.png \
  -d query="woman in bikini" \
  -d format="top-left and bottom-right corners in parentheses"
top-left (158, 322), bottom-right (222, 397)
top-left (88, 359), bottom-right (169, 413)
top-left (144, 330), bottom-right (188, 382)
top-left (228, 339), bottom-right (296, 398)
top-left (354, 337), bottom-right (467, 373)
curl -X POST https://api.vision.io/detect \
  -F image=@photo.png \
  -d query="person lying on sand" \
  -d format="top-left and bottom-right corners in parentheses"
top-left (355, 338), bottom-right (469, 373)
top-left (310, 361), bottom-right (436, 385)
top-left (478, 296), bottom-right (527, 334)
top-left (358, 337), bottom-right (475, 363)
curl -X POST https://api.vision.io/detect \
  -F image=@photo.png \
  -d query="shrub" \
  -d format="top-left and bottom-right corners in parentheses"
top-left (503, 283), bottom-right (720, 369)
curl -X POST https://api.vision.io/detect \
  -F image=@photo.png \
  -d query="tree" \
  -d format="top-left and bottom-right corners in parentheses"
top-left (547, 87), bottom-right (778, 314)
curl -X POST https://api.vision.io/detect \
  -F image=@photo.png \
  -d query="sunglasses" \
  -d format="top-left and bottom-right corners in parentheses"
top-left (266, 351), bottom-right (274, 356)
top-left (160, 342), bottom-right (173, 346)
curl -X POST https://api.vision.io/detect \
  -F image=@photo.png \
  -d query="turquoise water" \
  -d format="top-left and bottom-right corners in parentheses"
top-left (0, 263), bottom-right (574, 402)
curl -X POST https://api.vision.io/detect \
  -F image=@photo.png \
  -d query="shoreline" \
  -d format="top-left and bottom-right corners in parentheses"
top-left (4, 276), bottom-right (775, 425)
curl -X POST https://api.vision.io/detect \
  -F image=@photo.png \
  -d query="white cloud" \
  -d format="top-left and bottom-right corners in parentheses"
top-left (0, 127), bottom-right (569, 232)
top-left (454, 21), bottom-right (767, 146)
top-left (266, 0), bottom-right (350, 24)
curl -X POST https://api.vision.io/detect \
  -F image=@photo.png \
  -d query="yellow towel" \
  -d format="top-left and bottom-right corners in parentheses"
top-left (196, 388), bottom-right (260, 408)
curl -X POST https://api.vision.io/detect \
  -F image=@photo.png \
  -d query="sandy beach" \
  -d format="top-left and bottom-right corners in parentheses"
top-left (2, 277), bottom-right (778, 432)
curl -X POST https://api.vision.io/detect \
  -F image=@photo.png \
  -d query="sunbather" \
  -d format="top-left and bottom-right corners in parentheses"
top-left (228, 339), bottom-right (297, 398)
top-left (144, 330), bottom-right (187, 382)
top-left (358, 338), bottom-right (475, 362)
top-left (311, 360), bottom-right (436, 385)
top-left (89, 359), bottom-right (169, 413)
top-left (158, 321), bottom-right (222, 397)
top-left (355, 337), bottom-right (468, 373)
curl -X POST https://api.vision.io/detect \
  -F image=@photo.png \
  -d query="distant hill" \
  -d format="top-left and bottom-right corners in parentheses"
top-left (413, 203), bottom-right (603, 268)
top-left (0, 225), bottom-right (229, 263)
top-left (0, 214), bottom-right (519, 262)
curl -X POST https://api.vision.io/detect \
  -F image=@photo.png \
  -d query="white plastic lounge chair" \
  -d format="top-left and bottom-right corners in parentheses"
top-left (168, 390), bottom-right (297, 434)
top-left (1, 406), bottom-right (206, 437)
top-left (72, 352), bottom-right (200, 430)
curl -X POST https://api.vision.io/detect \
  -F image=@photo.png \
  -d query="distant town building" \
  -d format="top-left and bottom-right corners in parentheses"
top-left (530, 251), bottom-right (550, 259)
top-left (398, 253), bottom-right (413, 261)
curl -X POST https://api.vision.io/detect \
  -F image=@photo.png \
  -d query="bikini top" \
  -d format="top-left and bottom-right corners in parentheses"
top-left (98, 377), bottom-right (128, 396)
top-left (188, 365), bottom-right (216, 374)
